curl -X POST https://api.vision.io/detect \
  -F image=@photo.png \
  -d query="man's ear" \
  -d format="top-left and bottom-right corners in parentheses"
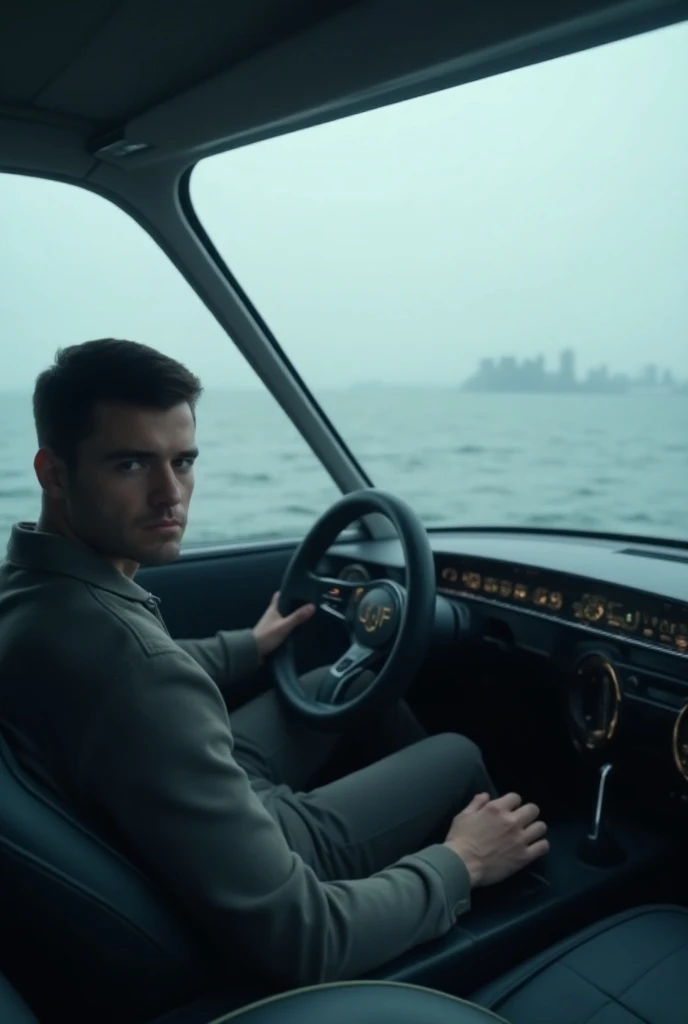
top-left (33, 448), bottom-right (69, 499)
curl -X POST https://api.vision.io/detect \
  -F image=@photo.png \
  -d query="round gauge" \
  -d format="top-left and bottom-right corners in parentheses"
top-left (340, 563), bottom-right (370, 584)
top-left (568, 653), bottom-right (621, 754)
top-left (672, 704), bottom-right (688, 782)
top-left (582, 595), bottom-right (606, 622)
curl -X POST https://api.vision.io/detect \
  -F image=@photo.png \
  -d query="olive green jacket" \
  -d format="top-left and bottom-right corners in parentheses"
top-left (0, 523), bottom-right (470, 988)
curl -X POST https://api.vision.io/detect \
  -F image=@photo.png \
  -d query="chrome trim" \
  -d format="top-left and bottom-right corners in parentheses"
top-left (591, 763), bottom-right (614, 840)
top-left (672, 703), bottom-right (688, 782)
top-left (320, 602), bottom-right (347, 622)
top-left (570, 654), bottom-right (622, 753)
top-left (438, 587), bottom-right (688, 663)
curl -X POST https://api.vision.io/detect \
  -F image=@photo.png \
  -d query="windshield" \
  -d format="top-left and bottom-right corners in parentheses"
top-left (191, 22), bottom-right (688, 543)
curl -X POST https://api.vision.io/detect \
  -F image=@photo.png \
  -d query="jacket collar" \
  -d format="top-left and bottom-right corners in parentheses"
top-left (6, 523), bottom-right (151, 603)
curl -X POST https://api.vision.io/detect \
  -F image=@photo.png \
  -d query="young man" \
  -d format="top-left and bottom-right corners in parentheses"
top-left (0, 339), bottom-right (548, 989)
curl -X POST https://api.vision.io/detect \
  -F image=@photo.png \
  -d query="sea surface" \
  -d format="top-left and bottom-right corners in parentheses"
top-left (0, 389), bottom-right (686, 548)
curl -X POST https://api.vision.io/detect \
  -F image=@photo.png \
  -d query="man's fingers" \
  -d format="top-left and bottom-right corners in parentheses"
top-left (513, 802), bottom-right (541, 827)
top-left (492, 791), bottom-right (523, 812)
top-left (523, 820), bottom-right (548, 844)
top-left (524, 838), bottom-right (550, 862)
top-left (462, 792), bottom-right (490, 814)
top-left (286, 603), bottom-right (316, 627)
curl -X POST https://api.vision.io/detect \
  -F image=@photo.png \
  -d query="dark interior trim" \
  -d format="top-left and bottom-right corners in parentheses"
top-left (103, 0), bottom-right (688, 167)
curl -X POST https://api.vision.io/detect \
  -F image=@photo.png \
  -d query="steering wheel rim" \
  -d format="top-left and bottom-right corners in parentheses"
top-left (273, 489), bottom-right (436, 728)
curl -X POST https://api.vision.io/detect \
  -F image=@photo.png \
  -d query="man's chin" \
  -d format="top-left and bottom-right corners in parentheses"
top-left (140, 546), bottom-right (181, 567)
top-left (136, 534), bottom-right (183, 566)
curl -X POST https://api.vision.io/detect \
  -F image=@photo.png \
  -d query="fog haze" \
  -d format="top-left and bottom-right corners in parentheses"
top-left (1, 21), bottom-right (686, 392)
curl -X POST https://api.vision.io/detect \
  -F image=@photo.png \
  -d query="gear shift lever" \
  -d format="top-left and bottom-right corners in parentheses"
top-left (578, 763), bottom-right (626, 867)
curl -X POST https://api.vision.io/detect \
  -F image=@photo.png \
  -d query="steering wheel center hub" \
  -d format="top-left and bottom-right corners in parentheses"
top-left (352, 585), bottom-right (401, 648)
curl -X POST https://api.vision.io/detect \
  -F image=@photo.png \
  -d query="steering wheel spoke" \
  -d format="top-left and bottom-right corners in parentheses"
top-left (315, 643), bottom-right (381, 704)
top-left (290, 571), bottom-right (358, 622)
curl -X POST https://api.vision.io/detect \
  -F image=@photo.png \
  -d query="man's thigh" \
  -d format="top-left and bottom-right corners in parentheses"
top-left (230, 664), bottom-right (425, 793)
top-left (229, 667), bottom-right (341, 793)
top-left (294, 732), bottom-right (496, 881)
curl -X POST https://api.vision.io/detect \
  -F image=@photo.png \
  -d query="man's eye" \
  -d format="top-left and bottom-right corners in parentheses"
top-left (117, 461), bottom-right (144, 473)
top-left (174, 458), bottom-right (195, 471)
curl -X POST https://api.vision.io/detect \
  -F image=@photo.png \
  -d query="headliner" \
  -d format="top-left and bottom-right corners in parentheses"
top-left (1, 0), bottom-right (687, 175)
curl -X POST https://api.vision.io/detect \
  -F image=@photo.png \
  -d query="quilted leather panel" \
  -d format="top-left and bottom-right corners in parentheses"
top-left (476, 905), bottom-right (688, 1024)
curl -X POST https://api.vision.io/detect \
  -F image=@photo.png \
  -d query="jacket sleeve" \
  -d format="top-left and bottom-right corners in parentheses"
top-left (176, 629), bottom-right (260, 689)
top-left (78, 651), bottom-right (471, 989)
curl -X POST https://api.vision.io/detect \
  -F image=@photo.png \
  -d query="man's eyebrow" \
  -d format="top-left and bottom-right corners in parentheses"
top-left (101, 447), bottom-right (200, 461)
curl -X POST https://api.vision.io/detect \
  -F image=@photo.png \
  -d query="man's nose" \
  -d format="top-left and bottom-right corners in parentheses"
top-left (150, 465), bottom-right (183, 507)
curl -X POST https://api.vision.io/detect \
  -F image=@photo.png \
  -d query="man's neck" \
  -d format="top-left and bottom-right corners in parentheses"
top-left (35, 510), bottom-right (138, 580)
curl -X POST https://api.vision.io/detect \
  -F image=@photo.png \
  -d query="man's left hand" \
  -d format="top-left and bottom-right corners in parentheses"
top-left (252, 591), bottom-right (316, 661)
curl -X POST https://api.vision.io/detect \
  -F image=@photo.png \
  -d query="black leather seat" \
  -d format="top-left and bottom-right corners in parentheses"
top-left (0, 977), bottom-right (505, 1024)
top-left (0, 734), bottom-right (213, 1023)
top-left (161, 905), bottom-right (688, 1024)
top-left (3, 723), bottom-right (687, 1024)
top-left (474, 904), bottom-right (688, 1024)
top-left (2, 899), bottom-right (688, 1023)
top-left (200, 983), bottom-right (507, 1024)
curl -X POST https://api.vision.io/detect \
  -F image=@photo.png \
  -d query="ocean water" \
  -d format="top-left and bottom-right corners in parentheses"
top-left (0, 389), bottom-right (686, 548)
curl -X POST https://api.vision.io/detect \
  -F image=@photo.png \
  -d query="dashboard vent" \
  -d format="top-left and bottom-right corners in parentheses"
top-left (620, 547), bottom-right (688, 565)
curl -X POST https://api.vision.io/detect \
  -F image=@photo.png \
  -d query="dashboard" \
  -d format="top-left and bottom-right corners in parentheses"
top-left (326, 529), bottom-right (688, 793)
top-left (434, 554), bottom-right (688, 659)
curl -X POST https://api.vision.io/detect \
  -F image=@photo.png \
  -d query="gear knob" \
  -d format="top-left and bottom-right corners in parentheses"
top-left (578, 763), bottom-right (626, 867)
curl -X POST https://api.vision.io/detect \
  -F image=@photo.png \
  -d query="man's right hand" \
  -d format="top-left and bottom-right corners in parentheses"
top-left (444, 791), bottom-right (549, 887)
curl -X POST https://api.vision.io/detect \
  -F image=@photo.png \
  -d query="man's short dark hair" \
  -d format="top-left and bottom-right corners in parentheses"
top-left (33, 339), bottom-right (203, 466)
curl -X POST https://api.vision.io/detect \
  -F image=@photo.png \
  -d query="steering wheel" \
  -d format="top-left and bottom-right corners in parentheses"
top-left (273, 489), bottom-right (436, 728)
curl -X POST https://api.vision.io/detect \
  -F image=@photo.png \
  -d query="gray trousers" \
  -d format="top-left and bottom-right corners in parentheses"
top-left (231, 667), bottom-right (495, 882)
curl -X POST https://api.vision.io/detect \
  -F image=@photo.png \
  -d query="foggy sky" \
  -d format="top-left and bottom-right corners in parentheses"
top-left (1, 21), bottom-right (687, 392)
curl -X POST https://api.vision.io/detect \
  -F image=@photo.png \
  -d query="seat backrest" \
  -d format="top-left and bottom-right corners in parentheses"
top-left (0, 733), bottom-right (211, 1023)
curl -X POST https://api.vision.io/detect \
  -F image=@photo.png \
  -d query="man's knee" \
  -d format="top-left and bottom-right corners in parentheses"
top-left (430, 731), bottom-right (483, 767)
top-left (425, 732), bottom-right (493, 792)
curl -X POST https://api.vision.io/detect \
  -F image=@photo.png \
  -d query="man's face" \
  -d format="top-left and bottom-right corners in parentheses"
top-left (58, 401), bottom-right (197, 570)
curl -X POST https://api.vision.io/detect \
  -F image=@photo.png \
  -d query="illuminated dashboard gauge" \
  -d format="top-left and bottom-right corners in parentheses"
top-left (568, 653), bottom-right (621, 755)
top-left (433, 557), bottom-right (686, 659)
top-left (582, 594), bottom-right (606, 622)
top-left (463, 572), bottom-right (481, 590)
top-left (672, 704), bottom-right (688, 782)
top-left (340, 563), bottom-right (370, 584)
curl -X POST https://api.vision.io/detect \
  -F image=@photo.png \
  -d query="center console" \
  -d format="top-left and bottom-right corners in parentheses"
top-left (367, 813), bottom-right (672, 996)
top-left (367, 649), bottom-right (677, 997)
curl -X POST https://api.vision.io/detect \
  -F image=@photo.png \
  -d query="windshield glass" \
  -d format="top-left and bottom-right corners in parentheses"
top-left (0, 176), bottom-right (341, 547)
top-left (191, 23), bottom-right (688, 543)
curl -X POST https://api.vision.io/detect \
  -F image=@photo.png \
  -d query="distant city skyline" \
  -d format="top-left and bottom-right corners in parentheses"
top-left (1, 23), bottom-right (686, 393)
top-left (462, 349), bottom-right (688, 394)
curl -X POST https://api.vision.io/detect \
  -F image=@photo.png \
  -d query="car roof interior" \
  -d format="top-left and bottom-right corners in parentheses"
top-left (2, 0), bottom-right (688, 181)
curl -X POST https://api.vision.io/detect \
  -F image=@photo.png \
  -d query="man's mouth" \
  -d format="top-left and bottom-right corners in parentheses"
top-left (143, 519), bottom-right (182, 533)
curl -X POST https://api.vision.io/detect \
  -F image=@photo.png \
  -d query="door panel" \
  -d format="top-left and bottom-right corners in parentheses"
top-left (136, 542), bottom-right (349, 706)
